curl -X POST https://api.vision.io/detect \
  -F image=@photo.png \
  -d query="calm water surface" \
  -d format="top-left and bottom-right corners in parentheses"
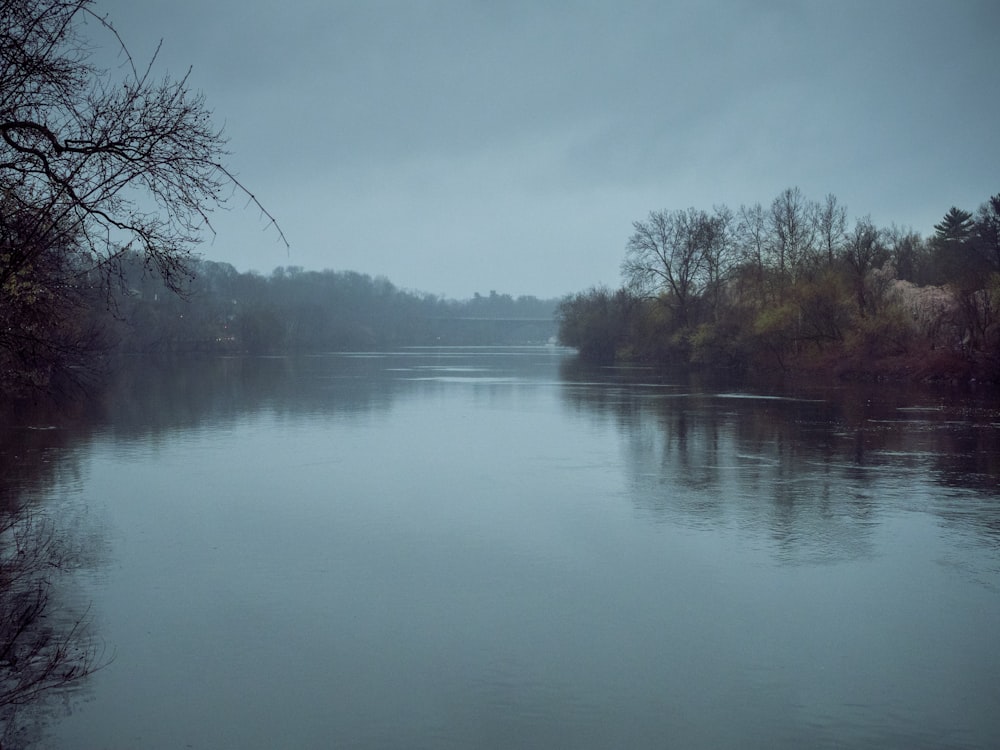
top-left (5, 347), bottom-right (1000, 748)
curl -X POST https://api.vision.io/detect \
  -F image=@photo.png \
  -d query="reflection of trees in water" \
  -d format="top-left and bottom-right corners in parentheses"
top-left (103, 355), bottom-right (322, 435)
top-left (0, 397), bottom-right (111, 747)
top-left (626, 395), bottom-right (880, 564)
top-left (560, 359), bottom-right (1000, 562)
top-left (0, 503), bottom-right (108, 748)
top-left (102, 349), bottom-right (562, 440)
top-left (0, 348), bottom-right (569, 741)
top-left (99, 353), bottom-right (428, 438)
top-left (0, 352), bottom-right (426, 746)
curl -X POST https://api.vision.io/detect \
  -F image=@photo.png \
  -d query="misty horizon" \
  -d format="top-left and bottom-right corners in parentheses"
top-left (98, 0), bottom-right (999, 299)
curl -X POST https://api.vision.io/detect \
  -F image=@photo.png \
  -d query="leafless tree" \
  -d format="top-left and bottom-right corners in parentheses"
top-left (813, 193), bottom-right (847, 266)
top-left (973, 194), bottom-right (1000, 271)
top-left (0, 0), bottom-right (285, 392)
top-left (883, 224), bottom-right (924, 282)
top-left (0, 197), bottom-right (106, 395)
top-left (1, 506), bottom-right (108, 748)
top-left (699, 205), bottom-right (735, 320)
top-left (843, 216), bottom-right (887, 314)
top-left (734, 201), bottom-right (769, 302)
top-left (768, 187), bottom-right (817, 292)
top-left (622, 207), bottom-right (731, 327)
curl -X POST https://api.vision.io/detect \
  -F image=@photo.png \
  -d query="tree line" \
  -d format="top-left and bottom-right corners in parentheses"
top-left (0, 1), bottom-right (557, 399)
top-left (2, 246), bottom-right (558, 396)
top-left (558, 188), bottom-right (1000, 382)
top-left (0, 0), bottom-right (284, 400)
top-left (0, 3), bottom-right (557, 731)
top-left (110, 258), bottom-right (557, 356)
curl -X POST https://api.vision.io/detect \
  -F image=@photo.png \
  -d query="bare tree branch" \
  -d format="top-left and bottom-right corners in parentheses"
top-left (1, 0), bottom-right (288, 393)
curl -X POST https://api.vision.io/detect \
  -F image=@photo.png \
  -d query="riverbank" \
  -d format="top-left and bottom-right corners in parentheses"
top-left (783, 346), bottom-right (1000, 386)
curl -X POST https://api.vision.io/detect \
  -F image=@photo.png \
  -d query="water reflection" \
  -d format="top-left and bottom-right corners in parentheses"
top-left (98, 349), bottom-right (558, 436)
top-left (0, 408), bottom-right (108, 747)
top-left (99, 354), bottom-right (395, 435)
top-left (5, 349), bottom-right (999, 748)
top-left (560, 358), bottom-right (1000, 565)
top-left (2, 348), bottom-right (566, 743)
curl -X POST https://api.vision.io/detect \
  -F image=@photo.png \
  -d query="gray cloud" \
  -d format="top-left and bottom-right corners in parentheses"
top-left (98, 0), bottom-right (1000, 297)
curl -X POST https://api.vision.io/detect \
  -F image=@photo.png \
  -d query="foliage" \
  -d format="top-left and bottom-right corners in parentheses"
top-left (0, 198), bottom-right (106, 395)
top-left (556, 286), bottom-right (633, 364)
top-left (560, 187), bottom-right (1000, 382)
top-left (933, 207), bottom-right (975, 242)
top-left (688, 314), bottom-right (751, 372)
top-left (98, 258), bottom-right (560, 355)
top-left (793, 271), bottom-right (854, 347)
top-left (750, 302), bottom-right (799, 371)
top-left (842, 306), bottom-right (913, 361)
top-left (624, 297), bottom-right (687, 362)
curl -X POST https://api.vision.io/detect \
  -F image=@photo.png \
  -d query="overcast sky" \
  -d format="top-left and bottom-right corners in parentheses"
top-left (97, 1), bottom-right (999, 299)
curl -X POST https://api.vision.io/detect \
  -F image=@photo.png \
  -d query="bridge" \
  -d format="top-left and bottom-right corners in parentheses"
top-left (422, 316), bottom-right (558, 345)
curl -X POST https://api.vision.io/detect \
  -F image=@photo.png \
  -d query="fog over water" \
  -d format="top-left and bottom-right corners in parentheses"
top-left (2, 348), bottom-right (998, 748)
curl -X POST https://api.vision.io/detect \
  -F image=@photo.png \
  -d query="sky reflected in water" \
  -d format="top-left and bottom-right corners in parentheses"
top-left (5, 348), bottom-right (997, 749)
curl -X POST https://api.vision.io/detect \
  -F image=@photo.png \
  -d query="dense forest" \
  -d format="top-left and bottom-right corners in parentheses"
top-left (110, 259), bottom-right (558, 354)
top-left (557, 189), bottom-right (1000, 383)
top-left (1, 250), bottom-right (558, 396)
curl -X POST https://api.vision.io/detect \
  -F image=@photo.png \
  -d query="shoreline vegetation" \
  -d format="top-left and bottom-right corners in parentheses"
top-left (0, 5), bottom-right (995, 399)
top-left (556, 189), bottom-right (1000, 387)
top-left (2, 254), bottom-right (561, 400)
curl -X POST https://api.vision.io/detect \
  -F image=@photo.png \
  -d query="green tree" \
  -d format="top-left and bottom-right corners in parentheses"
top-left (929, 206), bottom-right (990, 288)
top-left (557, 287), bottom-right (634, 363)
top-left (0, 198), bottom-right (105, 393)
top-left (933, 206), bottom-right (975, 243)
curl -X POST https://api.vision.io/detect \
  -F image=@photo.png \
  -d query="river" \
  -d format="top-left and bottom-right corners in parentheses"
top-left (3, 347), bottom-right (999, 748)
